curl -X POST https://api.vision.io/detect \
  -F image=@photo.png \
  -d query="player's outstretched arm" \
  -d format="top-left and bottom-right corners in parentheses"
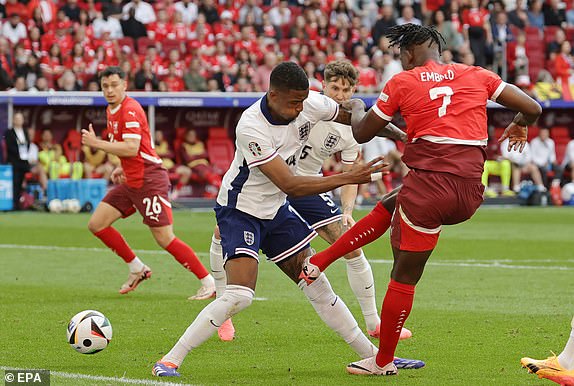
top-left (258, 155), bottom-right (387, 198)
top-left (81, 123), bottom-right (140, 158)
top-left (495, 84), bottom-right (543, 153)
top-left (341, 99), bottom-right (392, 144)
top-left (378, 122), bottom-right (407, 143)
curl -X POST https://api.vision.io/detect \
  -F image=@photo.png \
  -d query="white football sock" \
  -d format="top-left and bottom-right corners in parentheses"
top-left (300, 274), bottom-right (377, 359)
top-left (558, 316), bottom-right (574, 370)
top-left (345, 252), bottom-right (380, 331)
top-left (209, 235), bottom-right (226, 298)
top-left (162, 285), bottom-right (254, 366)
top-left (127, 257), bottom-right (144, 273)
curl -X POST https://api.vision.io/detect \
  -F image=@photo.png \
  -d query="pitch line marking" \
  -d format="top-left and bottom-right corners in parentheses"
top-left (0, 366), bottom-right (195, 386)
top-left (1, 244), bottom-right (573, 270)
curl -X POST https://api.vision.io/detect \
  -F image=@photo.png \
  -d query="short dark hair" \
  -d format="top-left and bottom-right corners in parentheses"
top-left (269, 62), bottom-right (308, 92)
top-left (100, 66), bottom-right (126, 80)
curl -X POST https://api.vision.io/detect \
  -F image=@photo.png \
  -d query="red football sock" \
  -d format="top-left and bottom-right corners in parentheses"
top-left (376, 279), bottom-right (415, 367)
top-left (166, 238), bottom-right (209, 279)
top-left (94, 227), bottom-right (136, 263)
top-left (310, 202), bottom-right (392, 271)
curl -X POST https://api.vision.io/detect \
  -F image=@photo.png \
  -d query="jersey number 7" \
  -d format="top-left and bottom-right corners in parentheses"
top-left (429, 86), bottom-right (454, 117)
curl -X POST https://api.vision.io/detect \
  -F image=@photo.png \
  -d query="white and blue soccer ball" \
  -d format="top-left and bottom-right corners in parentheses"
top-left (67, 310), bottom-right (112, 354)
top-left (62, 199), bottom-right (81, 213)
top-left (562, 182), bottom-right (574, 205)
top-left (48, 199), bottom-right (63, 213)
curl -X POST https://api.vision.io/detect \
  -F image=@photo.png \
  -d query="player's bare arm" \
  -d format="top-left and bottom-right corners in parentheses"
top-left (341, 99), bottom-right (406, 144)
top-left (495, 84), bottom-right (543, 152)
top-left (340, 162), bottom-right (358, 228)
top-left (258, 155), bottom-right (386, 197)
top-left (81, 123), bottom-right (140, 158)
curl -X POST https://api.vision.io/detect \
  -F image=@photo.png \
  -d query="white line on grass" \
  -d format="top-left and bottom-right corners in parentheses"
top-left (0, 366), bottom-right (195, 386)
top-left (2, 244), bottom-right (573, 270)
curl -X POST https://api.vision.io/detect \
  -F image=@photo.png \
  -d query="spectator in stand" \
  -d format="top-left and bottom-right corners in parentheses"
top-left (356, 54), bottom-right (378, 93)
top-left (547, 28), bottom-right (568, 60)
top-left (40, 44), bottom-right (65, 86)
top-left (252, 51), bottom-right (277, 92)
top-left (500, 138), bottom-right (546, 193)
top-left (57, 70), bottom-right (81, 91)
top-left (0, 38), bottom-right (13, 78)
top-left (66, 43), bottom-right (88, 78)
top-left (107, 0), bottom-right (125, 18)
top-left (483, 130), bottom-right (515, 197)
top-left (563, 139), bottom-right (574, 183)
top-left (206, 78), bottom-right (220, 92)
top-left (352, 0), bottom-right (379, 30)
top-left (174, 0), bottom-right (198, 25)
top-left (122, 0), bottom-right (157, 25)
top-left (60, 0), bottom-right (81, 22)
top-left (82, 145), bottom-right (114, 182)
top-left (269, 0), bottom-right (291, 29)
top-left (544, 0), bottom-right (567, 27)
top-left (330, 1), bottom-right (352, 27)
top-left (93, 9), bottom-right (124, 39)
top-left (3, 14), bottom-right (27, 46)
top-left (28, 0), bottom-right (57, 26)
top-left (462, 0), bottom-right (491, 68)
top-left (121, 7), bottom-right (148, 41)
top-left (179, 129), bottom-right (222, 198)
top-left (9, 76), bottom-right (27, 92)
top-left (432, 10), bottom-right (463, 55)
top-left (198, 0), bottom-right (219, 25)
top-left (16, 54), bottom-right (42, 90)
top-left (38, 129), bottom-right (82, 180)
top-left (554, 41), bottom-right (574, 86)
top-left (508, 0), bottom-right (529, 29)
top-left (183, 58), bottom-right (208, 91)
top-left (147, 8), bottom-right (173, 41)
top-left (134, 59), bottom-right (159, 91)
top-left (304, 61), bottom-right (322, 91)
top-left (211, 60), bottom-right (236, 92)
top-left (163, 63), bottom-right (185, 92)
top-left (4, 112), bottom-right (33, 210)
top-left (530, 127), bottom-right (562, 189)
top-left (29, 76), bottom-right (53, 92)
top-left (5, 0), bottom-right (28, 21)
top-left (397, 6), bottom-right (422, 26)
top-left (360, 137), bottom-right (408, 197)
top-left (528, 0), bottom-right (545, 31)
top-left (568, 0), bottom-right (574, 26)
top-left (239, 0), bottom-right (263, 26)
top-left (154, 130), bottom-right (192, 198)
top-left (234, 77), bottom-right (253, 92)
top-left (372, 5), bottom-right (397, 47)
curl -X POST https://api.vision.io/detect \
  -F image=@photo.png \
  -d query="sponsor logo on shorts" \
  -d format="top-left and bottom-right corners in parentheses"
top-left (248, 141), bottom-right (262, 157)
top-left (324, 132), bottom-right (340, 150)
top-left (298, 122), bottom-right (311, 141)
top-left (244, 231), bottom-right (255, 246)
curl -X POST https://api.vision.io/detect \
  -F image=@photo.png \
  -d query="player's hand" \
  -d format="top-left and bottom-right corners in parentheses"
top-left (498, 122), bottom-right (528, 152)
top-left (81, 124), bottom-right (98, 147)
top-left (341, 213), bottom-right (356, 229)
top-left (110, 167), bottom-right (126, 185)
top-left (341, 98), bottom-right (366, 113)
top-left (346, 156), bottom-right (388, 184)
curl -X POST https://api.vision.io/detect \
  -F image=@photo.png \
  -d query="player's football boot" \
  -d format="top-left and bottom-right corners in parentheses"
top-left (152, 361), bottom-right (180, 377)
top-left (119, 265), bottom-right (152, 294)
top-left (299, 256), bottom-right (322, 285)
top-left (346, 356), bottom-right (398, 376)
top-left (218, 318), bottom-right (235, 341)
top-left (368, 324), bottom-right (413, 340)
top-left (521, 355), bottom-right (574, 385)
top-left (393, 356), bottom-right (426, 369)
top-left (187, 284), bottom-right (216, 300)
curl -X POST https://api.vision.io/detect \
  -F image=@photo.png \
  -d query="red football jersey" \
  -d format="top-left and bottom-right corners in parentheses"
top-left (105, 96), bottom-right (163, 188)
top-left (373, 60), bottom-right (506, 178)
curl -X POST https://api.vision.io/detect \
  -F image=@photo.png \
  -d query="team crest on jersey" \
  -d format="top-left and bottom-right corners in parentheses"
top-left (248, 142), bottom-right (262, 156)
top-left (298, 122), bottom-right (311, 141)
top-left (324, 132), bottom-right (340, 150)
top-left (244, 231), bottom-right (255, 246)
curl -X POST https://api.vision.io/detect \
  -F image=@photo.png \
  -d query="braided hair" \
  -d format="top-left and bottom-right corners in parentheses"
top-left (386, 24), bottom-right (446, 53)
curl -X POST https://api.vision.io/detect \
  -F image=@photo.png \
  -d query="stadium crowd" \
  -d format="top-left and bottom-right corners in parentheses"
top-left (0, 0), bottom-right (573, 94)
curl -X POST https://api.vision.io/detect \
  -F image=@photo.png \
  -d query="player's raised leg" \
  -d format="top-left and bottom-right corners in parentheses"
top-left (521, 315), bottom-right (574, 386)
top-left (88, 198), bottom-right (152, 294)
top-left (208, 226), bottom-right (235, 341)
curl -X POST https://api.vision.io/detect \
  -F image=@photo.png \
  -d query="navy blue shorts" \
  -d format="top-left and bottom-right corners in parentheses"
top-left (288, 193), bottom-right (342, 229)
top-left (214, 203), bottom-right (317, 264)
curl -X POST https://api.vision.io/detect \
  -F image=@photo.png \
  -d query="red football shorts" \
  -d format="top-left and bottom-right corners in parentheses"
top-left (391, 169), bottom-right (484, 252)
top-left (102, 173), bottom-right (173, 227)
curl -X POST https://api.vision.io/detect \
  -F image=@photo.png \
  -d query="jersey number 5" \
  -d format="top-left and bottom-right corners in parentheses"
top-left (429, 86), bottom-right (453, 117)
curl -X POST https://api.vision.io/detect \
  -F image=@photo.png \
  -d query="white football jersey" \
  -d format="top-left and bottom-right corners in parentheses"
top-left (296, 120), bottom-right (360, 176)
top-left (217, 91), bottom-right (339, 219)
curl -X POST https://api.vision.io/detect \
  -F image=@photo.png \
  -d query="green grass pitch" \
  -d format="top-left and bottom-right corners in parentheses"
top-left (1, 207), bottom-right (573, 385)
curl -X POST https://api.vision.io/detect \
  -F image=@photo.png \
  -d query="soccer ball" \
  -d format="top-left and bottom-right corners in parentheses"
top-left (66, 310), bottom-right (112, 354)
top-left (62, 199), bottom-right (81, 213)
top-left (48, 199), bottom-right (63, 213)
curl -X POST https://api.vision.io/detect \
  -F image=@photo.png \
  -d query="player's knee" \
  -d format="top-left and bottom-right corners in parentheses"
top-left (300, 273), bottom-right (333, 302)
top-left (87, 219), bottom-right (103, 234)
top-left (220, 284), bottom-right (254, 316)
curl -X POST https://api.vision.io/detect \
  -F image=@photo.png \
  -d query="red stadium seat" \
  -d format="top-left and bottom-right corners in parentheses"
top-left (161, 39), bottom-right (185, 56)
top-left (551, 126), bottom-right (570, 140)
top-left (136, 37), bottom-right (157, 56)
top-left (208, 127), bottom-right (229, 139)
top-left (62, 130), bottom-right (82, 162)
top-left (527, 126), bottom-right (539, 141)
top-left (207, 137), bottom-right (235, 174)
top-left (556, 142), bottom-right (568, 164)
